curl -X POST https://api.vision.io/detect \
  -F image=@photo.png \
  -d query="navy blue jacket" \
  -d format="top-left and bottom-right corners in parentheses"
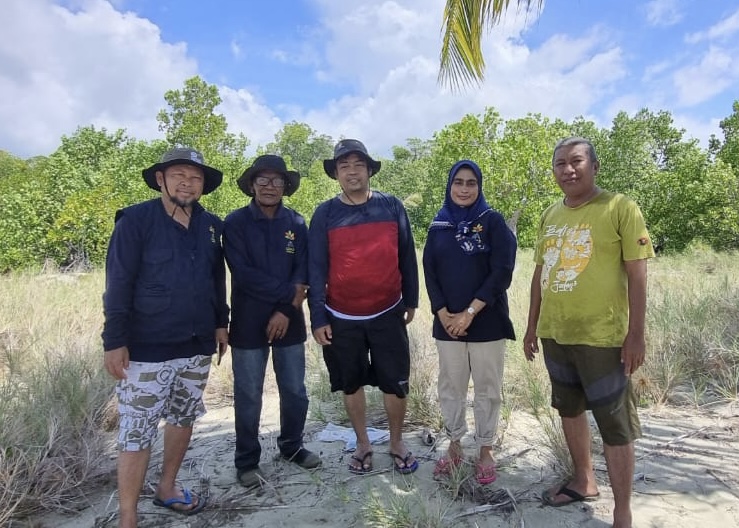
top-left (423, 210), bottom-right (516, 342)
top-left (102, 199), bottom-right (229, 361)
top-left (223, 201), bottom-right (308, 349)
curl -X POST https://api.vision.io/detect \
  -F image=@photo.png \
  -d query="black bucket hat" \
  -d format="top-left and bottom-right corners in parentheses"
top-left (237, 155), bottom-right (301, 197)
top-left (323, 139), bottom-right (381, 179)
top-left (142, 148), bottom-right (223, 195)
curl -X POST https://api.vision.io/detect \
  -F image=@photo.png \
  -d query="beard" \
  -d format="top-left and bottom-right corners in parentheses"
top-left (167, 194), bottom-right (196, 208)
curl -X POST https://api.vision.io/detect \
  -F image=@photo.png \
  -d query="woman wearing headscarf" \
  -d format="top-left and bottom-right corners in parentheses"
top-left (422, 160), bottom-right (516, 485)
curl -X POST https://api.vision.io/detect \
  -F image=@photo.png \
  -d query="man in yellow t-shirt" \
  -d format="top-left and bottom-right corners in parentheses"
top-left (524, 137), bottom-right (654, 528)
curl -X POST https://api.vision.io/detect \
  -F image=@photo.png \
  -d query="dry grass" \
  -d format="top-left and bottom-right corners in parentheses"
top-left (637, 246), bottom-right (739, 405)
top-left (2, 246), bottom-right (739, 525)
top-left (0, 271), bottom-right (113, 525)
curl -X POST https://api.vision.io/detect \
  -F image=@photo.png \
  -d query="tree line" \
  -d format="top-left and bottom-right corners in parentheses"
top-left (1, 76), bottom-right (738, 271)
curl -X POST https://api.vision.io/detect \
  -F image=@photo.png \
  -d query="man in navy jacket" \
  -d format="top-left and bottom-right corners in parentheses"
top-left (224, 155), bottom-right (320, 488)
top-left (102, 148), bottom-right (229, 527)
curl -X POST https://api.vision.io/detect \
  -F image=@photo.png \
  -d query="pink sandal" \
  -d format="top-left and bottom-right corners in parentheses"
top-left (433, 455), bottom-right (463, 477)
top-left (476, 462), bottom-right (497, 485)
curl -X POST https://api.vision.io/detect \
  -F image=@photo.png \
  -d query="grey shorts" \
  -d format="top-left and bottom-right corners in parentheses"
top-left (115, 355), bottom-right (211, 451)
top-left (541, 339), bottom-right (641, 446)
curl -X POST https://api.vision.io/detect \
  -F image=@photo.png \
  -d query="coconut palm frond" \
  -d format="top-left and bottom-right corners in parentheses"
top-left (439, 0), bottom-right (542, 91)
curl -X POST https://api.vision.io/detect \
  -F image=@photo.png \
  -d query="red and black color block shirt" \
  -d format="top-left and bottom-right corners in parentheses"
top-left (307, 191), bottom-right (419, 330)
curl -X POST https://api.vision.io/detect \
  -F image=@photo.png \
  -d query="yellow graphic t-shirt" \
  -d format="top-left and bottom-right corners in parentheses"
top-left (534, 191), bottom-right (655, 347)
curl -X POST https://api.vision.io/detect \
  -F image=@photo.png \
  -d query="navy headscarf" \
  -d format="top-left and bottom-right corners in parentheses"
top-left (429, 160), bottom-right (492, 255)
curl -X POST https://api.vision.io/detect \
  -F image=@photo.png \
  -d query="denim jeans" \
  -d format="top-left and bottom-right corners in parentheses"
top-left (232, 344), bottom-right (309, 471)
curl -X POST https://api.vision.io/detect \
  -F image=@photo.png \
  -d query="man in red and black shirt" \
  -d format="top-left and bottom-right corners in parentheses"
top-left (308, 139), bottom-right (420, 475)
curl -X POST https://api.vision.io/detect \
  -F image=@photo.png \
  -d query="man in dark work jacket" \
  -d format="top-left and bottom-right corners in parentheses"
top-left (102, 148), bottom-right (229, 527)
top-left (223, 154), bottom-right (320, 489)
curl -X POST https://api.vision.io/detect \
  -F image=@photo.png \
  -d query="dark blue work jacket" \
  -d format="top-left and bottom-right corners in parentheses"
top-left (223, 201), bottom-right (308, 349)
top-left (102, 198), bottom-right (229, 361)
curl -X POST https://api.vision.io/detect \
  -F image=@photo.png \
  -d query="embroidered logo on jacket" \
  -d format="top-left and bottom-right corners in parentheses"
top-left (285, 230), bottom-right (295, 254)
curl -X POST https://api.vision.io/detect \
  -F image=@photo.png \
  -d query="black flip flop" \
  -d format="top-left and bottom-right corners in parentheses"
top-left (541, 485), bottom-right (600, 507)
top-left (348, 451), bottom-right (373, 474)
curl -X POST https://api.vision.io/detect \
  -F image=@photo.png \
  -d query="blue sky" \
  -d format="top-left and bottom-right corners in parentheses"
top-left (1, 0), bottom-right (738, 159)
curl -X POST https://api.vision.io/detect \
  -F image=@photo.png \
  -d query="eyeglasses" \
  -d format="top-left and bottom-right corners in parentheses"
top-left (254, 176), bottom-right (286, 188)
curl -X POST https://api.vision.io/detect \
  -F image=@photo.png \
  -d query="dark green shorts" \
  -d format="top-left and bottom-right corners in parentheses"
top-left (541, 338), bottom-right (641, 446)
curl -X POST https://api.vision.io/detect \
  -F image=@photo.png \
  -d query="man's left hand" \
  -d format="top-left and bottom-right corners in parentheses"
top-left (215, 327), bottom-right (229, 365)
top-left (404, 307), bottom-right (416, 325)
top-left (621, 330), bottom-right (645, 375)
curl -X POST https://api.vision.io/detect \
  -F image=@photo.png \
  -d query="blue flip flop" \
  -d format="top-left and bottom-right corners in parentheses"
top-left (153, 488), bottom-right (207, 516)
top-left (390, 451), bottom-right (419, 474)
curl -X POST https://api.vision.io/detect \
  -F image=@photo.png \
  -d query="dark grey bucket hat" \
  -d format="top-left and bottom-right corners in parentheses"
top-left (323, 139), bottom-right (381, 179)
top-left (142, 148), bottom-right (223, 195)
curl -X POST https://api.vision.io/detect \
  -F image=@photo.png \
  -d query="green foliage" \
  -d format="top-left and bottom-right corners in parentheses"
top-left (600, 109), bottom-right (739, 251)
top-left (2, 89), bottom-right (739, 270)
top-left (374, 138), bottom-right (434, 243)
top-left (439, 0), bottom-right (543, 90)
top-left (46, 184), bottom-right (125, 266)
top-left (494, 114), bottom-right (570, 246)
top-left (392, 109), bottom-right (566, 247)
top-left (714, 100), bottom-right (739, 173)
top-left (261, 121), bottom-right (334, 177)
top-left (261, 122), bottom-right (339, 220)
top-left (157, 76), bottom-right (250, 219)
top-left (0, 153), bottom-right (54, 270)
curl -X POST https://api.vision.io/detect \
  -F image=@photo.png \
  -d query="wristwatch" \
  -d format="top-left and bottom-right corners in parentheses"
top-left (466, 306), bottom-right (476, 316)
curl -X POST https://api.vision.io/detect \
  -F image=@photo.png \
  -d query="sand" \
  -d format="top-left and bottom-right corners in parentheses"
top-left (27, 392), bottom-right (739, 528)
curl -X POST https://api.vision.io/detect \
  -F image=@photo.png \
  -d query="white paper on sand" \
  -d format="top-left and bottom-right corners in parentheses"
top-left (317, 422), bottom-right (390, 451)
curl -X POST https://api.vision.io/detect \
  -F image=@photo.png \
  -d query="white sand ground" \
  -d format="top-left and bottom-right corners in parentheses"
top-left (26, 394), bottom-right (739, 528)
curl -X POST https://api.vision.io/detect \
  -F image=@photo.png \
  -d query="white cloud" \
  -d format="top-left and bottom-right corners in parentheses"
top-left (527, 32), bottom-right (602, 73)
top-left (686, 8), bottom-right (739, 43)
top-left (671, 113), bottom-right (723, 147)
top-left (645, 0), bottom-right (683, 27)
top-left (289, 10), bottom-right (626, 157)
top-left (642, 59), bottom-right (672, 81)
top-left (673, 46), bottom-right (737, 106)
top-left (2, 0), bottom-right (732, 164)
top-left (268, 43), bottom-right (320, 68)
top-left (271, 49), bottom-right (289, 63)
top-left (218, 86), bottom-right (283, 152)
top-left (317, 0), bottom-right (442, 91)
top-left (313, 0), bottom-right (538, 92)
top-left (604, 95), bottom-right (646, 121)
top-left (296, 56), bottom-right (449, 151)
top-left (297, 0), bottom-right (622, 155)
top-left (0, 0), bottom-right (197, 157)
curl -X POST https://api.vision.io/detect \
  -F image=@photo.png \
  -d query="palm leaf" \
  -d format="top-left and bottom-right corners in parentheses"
top-left (439, 0), bottom-right (543, 91)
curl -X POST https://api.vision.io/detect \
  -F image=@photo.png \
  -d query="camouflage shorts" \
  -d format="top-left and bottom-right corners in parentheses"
top-left (115, 355), bottom-right (211, 451)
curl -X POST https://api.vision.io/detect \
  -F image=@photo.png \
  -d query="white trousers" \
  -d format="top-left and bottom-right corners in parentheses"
top-left (436, 339), bottom-right (506, 447)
